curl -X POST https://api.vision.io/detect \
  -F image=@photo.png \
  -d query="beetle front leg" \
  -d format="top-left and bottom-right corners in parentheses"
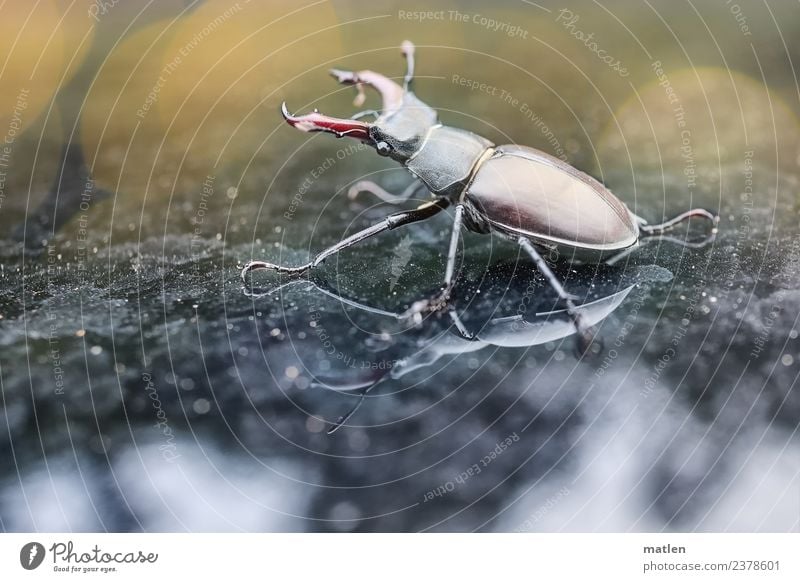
top-left (518, 238), bottom-right (599, 356)
top-left (348, 179), bottom-right (425, 204)
top-left (402, 204), bottom-right (464, 323)
top-left (242, 199), bottom-right (449, 284)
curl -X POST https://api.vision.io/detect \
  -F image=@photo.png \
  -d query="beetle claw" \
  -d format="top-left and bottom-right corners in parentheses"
top-left (574, 329), bottom-right (602, 358)
top-left (241, 259), bottom-right (309, 284)
top-left (571, 314), bottom-right (602, 358)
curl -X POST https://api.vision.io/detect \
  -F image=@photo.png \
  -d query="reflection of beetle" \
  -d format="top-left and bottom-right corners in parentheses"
top-left (250, 263), bottom-right (672, 432)
top-left (243, 41), bottom-right (716, 353)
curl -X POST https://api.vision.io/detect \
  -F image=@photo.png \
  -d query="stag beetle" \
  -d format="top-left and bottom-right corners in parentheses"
top-left (242, 41), bottom-right (717, 353)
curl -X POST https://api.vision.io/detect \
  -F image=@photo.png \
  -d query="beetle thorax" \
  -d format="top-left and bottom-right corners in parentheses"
top-left (404, 125), bottom-right (494, 198)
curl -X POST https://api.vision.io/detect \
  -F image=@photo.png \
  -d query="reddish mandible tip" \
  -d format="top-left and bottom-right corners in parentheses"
top-left (280, 102), bottom-right (370, 140)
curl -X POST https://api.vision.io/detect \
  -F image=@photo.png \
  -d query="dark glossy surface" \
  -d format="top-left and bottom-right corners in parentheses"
top-left (0, 0), bottom-right (798, 532)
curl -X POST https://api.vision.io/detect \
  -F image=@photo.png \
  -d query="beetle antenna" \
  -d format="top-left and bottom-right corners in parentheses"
top-left (401, 40), bottom-right (415, 91)
top-left (329, 68), bottom-right (404, 116)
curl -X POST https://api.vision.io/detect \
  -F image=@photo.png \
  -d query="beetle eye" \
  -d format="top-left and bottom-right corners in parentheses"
top-left (375, 141), bottom-right (392, 156)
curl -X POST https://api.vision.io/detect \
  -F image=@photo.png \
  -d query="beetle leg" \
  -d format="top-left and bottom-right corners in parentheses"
top-left (402, 205), bottom-right (464, 323)
top-left (623, 208), bottom-right (719, 253)
top-left (348, 179), bottom-right (425, 204)
top-left (325, 352), bottom-right (419, 432)
top-left (639, 208), bottom-right (718, 236)
top-left (518, 238), bottom-right (599, 356)
top-left (241, 199), bottom-right (449, 284)
top-left (441, 205), bottom-right (465, 300)
top-left (326, 379), bottom-right (377, 434)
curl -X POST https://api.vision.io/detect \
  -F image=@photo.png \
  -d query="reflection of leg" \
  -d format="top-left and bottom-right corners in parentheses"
top-left (518, 238), bottom-right (596, 355)
top-left (242, 199), bottom-right (449, 283)
top-left (348, 179), bottom-right (424, 204)
top-left (327, 374), bottom-right (390, 434)
top-left (403, 205), bottom-right (464, 322)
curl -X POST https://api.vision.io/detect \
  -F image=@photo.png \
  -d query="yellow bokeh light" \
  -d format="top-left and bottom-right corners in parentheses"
top-left (0, 1), bottom-right (94, 132)
top-left (81, 0), bottom-right (343, 220)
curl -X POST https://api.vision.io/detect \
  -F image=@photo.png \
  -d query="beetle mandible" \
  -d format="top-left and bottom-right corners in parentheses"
top-left (242, 41), bottom-right (717, 352)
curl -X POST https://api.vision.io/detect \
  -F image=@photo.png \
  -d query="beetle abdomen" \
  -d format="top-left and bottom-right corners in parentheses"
top-left (464, 145), bottom-right (638, 255)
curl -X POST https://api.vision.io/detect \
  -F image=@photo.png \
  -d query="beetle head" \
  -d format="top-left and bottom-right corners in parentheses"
top-left (281, 41), bottom-right (437, 163)
top-left (366, 91), bottom-right (438, 162)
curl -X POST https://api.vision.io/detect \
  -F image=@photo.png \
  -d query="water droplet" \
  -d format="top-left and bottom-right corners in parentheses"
top-left (328, 501), bottom-right (361, 532)
top-left (193, 398), bottom-right (211, 414)
top-left (348, 430), bottom-right (370, 452)
top-left (306, 416), bottom-right (325, 433)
